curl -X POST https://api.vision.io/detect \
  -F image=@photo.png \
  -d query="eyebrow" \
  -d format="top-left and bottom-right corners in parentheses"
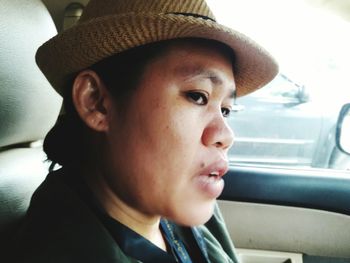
top-left (175, 65), bottom-right (236, 98)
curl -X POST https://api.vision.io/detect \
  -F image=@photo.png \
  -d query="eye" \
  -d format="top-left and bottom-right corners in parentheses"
top-left (186, 91), bottom-right (208, 105)
top-left (221, 107), bottom-right (232, 118)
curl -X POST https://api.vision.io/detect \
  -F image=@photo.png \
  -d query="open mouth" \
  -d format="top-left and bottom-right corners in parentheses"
top-left (209, 172), bottom-right (220, 177)
top-left (194, 159), bottom-right (228, 198)
top-left (207, 172), bottom-right (221, 181)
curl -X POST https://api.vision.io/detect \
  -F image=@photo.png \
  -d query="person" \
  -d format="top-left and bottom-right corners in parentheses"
top-left (10, 0), bottom-right (278, 262)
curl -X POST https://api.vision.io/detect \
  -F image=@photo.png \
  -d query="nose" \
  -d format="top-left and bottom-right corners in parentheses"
top-left (202, 115), bottom-right (234, 151)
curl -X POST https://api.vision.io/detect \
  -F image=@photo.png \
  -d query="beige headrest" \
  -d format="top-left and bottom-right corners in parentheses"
top-left (0, 0), bottom-right (62, 148)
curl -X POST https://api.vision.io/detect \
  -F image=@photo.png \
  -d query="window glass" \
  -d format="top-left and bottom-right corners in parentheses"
top-left (207, 0), bottom-right (350, 171)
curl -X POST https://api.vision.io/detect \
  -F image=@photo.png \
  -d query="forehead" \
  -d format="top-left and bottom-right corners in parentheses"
top-left (163, 39), bottom-right (235, 66)
top-left (150, 40), bottom-right (236, 87)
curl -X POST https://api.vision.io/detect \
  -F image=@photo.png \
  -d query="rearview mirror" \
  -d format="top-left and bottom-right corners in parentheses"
top-left (336, 103), bottom-right (350, 155)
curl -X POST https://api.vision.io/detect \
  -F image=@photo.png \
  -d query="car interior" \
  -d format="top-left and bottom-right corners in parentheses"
top-left (0, 0), bottom-right (62, 252)
top-left (0, 0), bottom-right (350, 263)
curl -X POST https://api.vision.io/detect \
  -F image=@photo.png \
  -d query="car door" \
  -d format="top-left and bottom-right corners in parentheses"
top-left (219, 165), bottom-right (350, 263)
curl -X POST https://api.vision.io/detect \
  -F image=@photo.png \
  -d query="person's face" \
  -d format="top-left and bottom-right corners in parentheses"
top-left (105, 42), bottom-right (235, 226)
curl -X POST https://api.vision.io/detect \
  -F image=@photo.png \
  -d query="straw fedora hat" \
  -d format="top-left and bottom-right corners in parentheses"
top-left (36, 0), bottom-right (278, 97)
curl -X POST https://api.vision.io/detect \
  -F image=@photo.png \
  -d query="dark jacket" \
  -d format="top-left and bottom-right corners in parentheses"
top-left (10, 169), bottom-right (239, 263)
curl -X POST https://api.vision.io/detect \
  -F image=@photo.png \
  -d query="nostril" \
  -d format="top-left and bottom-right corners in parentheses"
top-left (215, 141), bottom-right (223, 148)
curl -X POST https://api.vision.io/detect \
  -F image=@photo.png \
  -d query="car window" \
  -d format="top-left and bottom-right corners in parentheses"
top-left (207, 0), bottom-right (350, 171)
top-left (251, 74), bottom-right (304, 102)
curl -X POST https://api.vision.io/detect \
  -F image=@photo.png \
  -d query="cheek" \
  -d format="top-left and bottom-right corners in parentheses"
top-left (152, 107), bottom-right (203, 165)
top-left (104, 92), bottom-right (212, 220)
top-left (127, 113), bottom-right (190, 169)
top-left (133, 93), bottom-right (201, 159)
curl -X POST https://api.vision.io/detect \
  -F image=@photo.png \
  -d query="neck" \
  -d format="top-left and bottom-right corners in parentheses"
top-left (84, 169), bottom-right (167, 251)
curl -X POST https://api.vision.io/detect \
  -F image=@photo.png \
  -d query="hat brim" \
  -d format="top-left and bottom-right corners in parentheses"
top-left (36, 13), bottom-right (278, 97)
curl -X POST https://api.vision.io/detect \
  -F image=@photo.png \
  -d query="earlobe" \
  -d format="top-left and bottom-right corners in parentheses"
top-left (72, 70), bottom-right (111, 132)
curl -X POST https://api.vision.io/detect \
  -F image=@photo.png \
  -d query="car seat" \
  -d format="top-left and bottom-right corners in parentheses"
top-left (0, 0), bottom-right (61, 251)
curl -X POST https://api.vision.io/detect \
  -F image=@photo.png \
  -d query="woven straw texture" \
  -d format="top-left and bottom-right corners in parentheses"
top-left (36, 0), bottom-right (278, 97)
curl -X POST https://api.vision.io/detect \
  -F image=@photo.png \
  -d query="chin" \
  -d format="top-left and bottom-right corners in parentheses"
top-left (168, 199), bottom-right (216, 227)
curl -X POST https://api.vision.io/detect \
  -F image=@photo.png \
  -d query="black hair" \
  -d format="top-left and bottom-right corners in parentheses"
top-left (43, 38), bottom-right (235, 170)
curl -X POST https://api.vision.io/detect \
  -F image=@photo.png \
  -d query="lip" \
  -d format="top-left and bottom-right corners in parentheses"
top-left (199, 159), bottom-right (229, 178)
top-left (194, 159), bottom-right (229, 199)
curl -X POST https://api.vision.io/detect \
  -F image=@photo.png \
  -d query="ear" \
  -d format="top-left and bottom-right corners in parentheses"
top-left (72, 70), bottom-right (112, 132)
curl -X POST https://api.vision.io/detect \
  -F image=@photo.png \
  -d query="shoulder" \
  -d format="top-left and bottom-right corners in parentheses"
top-left (199, 203), bottom-right (240, 263)
top-left (9, 169), bottom-right (136, 263)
